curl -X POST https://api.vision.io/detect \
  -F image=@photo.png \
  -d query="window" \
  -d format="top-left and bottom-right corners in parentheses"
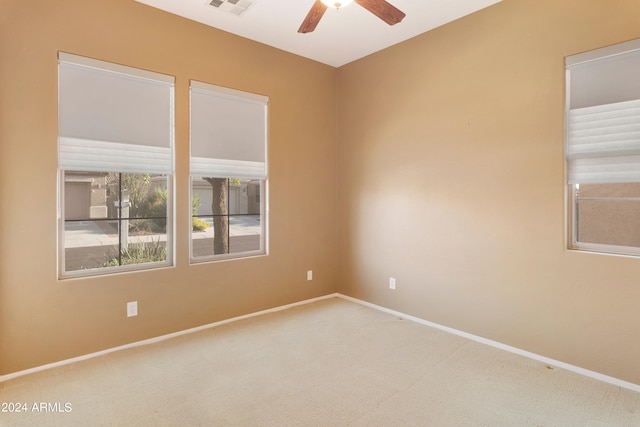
top-left (566, 38), bottom-right (640, 256)
top-left (189, 81), bottom-right (267, 261)
top-left (58, 53), bottom-right (175, 277)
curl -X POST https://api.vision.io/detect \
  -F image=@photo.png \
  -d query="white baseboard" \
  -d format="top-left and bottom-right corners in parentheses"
top-left (2, 291), bottom-right (639, 395)
top-left (336, 293), bottom-right (640, 394)
top-left (0, 293), bottom-right (337, 383)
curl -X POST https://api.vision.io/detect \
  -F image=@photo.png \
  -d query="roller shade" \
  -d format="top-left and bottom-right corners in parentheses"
top-left (566, 39), bottom-right (640, 184)
top-left (190, 81), bottom-right (267, 179)
top-left (58, 52), bottom-right (174, 174)
top-left (567, 99), bottom-right (640, 183)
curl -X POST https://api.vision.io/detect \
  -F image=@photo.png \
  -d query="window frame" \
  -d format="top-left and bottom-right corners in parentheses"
top-left (567, 183), bottom-right (640, 257)
top-left (188, 81), bottom-right (268, 264)
top-left (565, 38), bottom-right (640, 257)
top-left (57, 53), bottom-right (175, 279)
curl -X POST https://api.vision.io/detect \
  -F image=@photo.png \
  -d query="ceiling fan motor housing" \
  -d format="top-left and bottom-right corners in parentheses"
top-left (300, 0), bottom-right (406, 34)
top-left (321, 0), bottom-right (354, 9)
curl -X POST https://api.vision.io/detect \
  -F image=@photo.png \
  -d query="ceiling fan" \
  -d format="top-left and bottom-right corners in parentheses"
top-left (298, 0), bottom-right (406, 34)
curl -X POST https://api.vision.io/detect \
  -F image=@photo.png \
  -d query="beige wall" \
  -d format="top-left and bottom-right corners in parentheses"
top-left (0, 0), bottom-right (337, 374)
top-left (336, 0), bottom-right (640, 384)
top-left (3, 0), bottom-right (640, 388)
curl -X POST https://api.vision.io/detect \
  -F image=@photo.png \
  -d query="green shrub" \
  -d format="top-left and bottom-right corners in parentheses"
top-left (192, 194), bottom-right (201, 215)
top-left (103, 241), bottom-right (167, 267)
top-left (192, 217), bottom-right (210, 231)
top-left (145, 188), bottom-right (168, 233)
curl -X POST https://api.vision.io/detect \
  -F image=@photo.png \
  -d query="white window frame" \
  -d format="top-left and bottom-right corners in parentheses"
top-left (566, 38), bottom-right (640, 257)
top-left (57, 53), bottom-right (175, 279)
top-left (189, 81), bottom-right (268, 263)
top-left (567, 184), bottom-right (640, 257)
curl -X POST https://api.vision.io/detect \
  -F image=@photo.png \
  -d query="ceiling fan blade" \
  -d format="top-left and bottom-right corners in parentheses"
top-left (298, 1), bottom-right (328, 34)
top-left (355, 0), bottom-right (406, 26)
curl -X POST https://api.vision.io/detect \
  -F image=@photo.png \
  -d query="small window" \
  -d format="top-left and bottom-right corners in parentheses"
top-left (566, 38), bottom-right (640, 256)
top-left (58, 53), bottom-right (175, 277)
top-left (189, 81), bottom-right (267, 262)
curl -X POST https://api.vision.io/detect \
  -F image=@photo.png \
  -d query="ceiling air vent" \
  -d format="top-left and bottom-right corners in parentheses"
top-left (209, 0), bottom-right (255, 16)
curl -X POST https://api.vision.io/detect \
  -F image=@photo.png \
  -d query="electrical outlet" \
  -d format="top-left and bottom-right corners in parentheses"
top-left (307, 270), bottom-right (313, 281)
top-left (127, 301), bottom-right (138, 317)
top-left (389, 277), bottom-right (396, 290)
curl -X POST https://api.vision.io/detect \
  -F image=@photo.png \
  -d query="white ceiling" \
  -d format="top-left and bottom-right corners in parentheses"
top-left (135, 0), bottom-right (502, 67)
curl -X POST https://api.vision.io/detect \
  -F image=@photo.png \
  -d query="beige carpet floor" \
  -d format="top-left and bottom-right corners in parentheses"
top-left (1, 297), bottom-right (639, 426)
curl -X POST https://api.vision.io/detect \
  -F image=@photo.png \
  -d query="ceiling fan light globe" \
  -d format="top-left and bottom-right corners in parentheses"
top-left (320, 0), bottom-right (355, 9)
